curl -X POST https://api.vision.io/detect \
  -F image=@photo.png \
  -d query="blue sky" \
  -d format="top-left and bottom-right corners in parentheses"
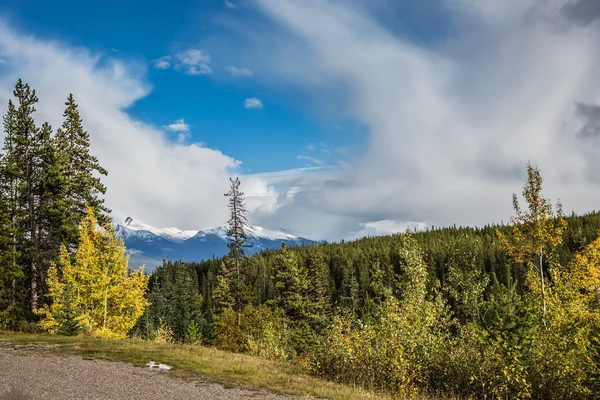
top-left (1, 0), bottom-right (366, 174)
top-left (0, 0), bottom-right (599, 240)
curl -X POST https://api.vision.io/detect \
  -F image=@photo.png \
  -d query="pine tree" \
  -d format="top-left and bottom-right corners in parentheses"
top-left (497, 163), bottom-right (566, 327)
top-left (0, 188), bottom-right (24, 327)
top-left (212, 262), bottom-right (234, 315)
top-left (272, 243), bottom-right (308, 320)
top-left (55, 282), bottom-right (83, 336)
top-left (0, 99), bottom-right (24, 325)
top-left (305, 245), bottom-right (331, 333)
top-left (0, 80), bottom-right (47, 312)
top-left (54, 94), bottom-right (109, 238)
top-left (481, 269), bottom-right (537, 349)
top-left (224, 177), bottom-right (250, 319)
top-left (36, 122), bottom-right (70, 294)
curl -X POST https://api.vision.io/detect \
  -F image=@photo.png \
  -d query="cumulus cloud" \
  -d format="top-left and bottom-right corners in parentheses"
top-left (217, 0), bottom-right (600, 239)
top-left (165, 119), bottom-right (189, 132)
top-left (0, 22), bottom-right (275, 231)
top-left (226, 66), bottom-right (254, 77)
top-left (152, 56), bottom-right (171, 70)
top-left (153, 49), bottom-right (212, 75)
top-left (244, 97), bottom-right (263, 109)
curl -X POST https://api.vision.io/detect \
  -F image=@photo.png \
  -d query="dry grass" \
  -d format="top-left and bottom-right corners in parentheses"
top-left (0, 331), bottom-right (394, 400)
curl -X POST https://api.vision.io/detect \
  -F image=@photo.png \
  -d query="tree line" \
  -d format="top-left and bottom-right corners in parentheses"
top-left (134, 169), bottom-right (600, 398)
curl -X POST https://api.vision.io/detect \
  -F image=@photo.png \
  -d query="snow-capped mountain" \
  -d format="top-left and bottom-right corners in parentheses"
top-left (116, 217), bottom-right (316, 272)
top-left (118, 217), bottom-right (198, 242)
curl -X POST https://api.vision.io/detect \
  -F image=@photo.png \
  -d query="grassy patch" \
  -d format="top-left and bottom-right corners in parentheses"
top-left (0, 331), bottom-right (389, 400)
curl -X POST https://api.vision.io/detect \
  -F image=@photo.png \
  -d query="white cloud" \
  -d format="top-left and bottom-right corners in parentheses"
top-left (152, 56), bottom-right (171, 70)
top-left (225, 0), bottom-right (238, 9)
top-left (306, 143), bottom-right (315, 151)
top-left (165, 119), bottom-right (189, 132)
top-left (176, 49), bottom-right (210, 66)
top-left (175, 49), bottom-right (212, 75)
top-left (244, 97), bottom-right (263, 109)
top-left (226, 66), bottom-right (253, 77)
top-left (177, 132), bottom-right (191, 143)
top-left (188, 64), bottom-right (213, 75)
top-left (218, 0), bottom-right (600, 240)
top-left (0, 23), bottom-right (263, 231)
top-left (153, 49), bottom-right (212, 75)
top-left (349, 219), bottom-right (427, 239)
top-left (297, 154), bottom-right (324, 166)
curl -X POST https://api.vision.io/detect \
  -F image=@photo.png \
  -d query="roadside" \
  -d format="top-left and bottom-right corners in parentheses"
top-left (0, 333), bottom-right (385, 400)
top-left (0, 341), bottom-right (290, 400)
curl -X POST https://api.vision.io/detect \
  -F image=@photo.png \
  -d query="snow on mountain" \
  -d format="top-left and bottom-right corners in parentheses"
top-left (191, 223), bottom-right (300, 241)
top-left (119, 217), bottom-right (198, 243)
top-left (116, 217), bottom-right (316, 271)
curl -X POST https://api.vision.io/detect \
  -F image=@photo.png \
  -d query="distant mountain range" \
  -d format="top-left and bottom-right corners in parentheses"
top-left (116, 217), bottom-right (317, 272)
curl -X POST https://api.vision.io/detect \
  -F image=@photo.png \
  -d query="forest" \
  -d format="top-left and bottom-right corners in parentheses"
top-left (1, 80), bottom-right (599, 399)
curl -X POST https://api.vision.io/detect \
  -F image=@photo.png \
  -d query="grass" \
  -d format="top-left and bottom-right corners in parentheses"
top-left (0, 331), bottom-right (390, 400)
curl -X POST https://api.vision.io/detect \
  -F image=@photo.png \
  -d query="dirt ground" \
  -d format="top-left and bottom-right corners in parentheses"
top-left (0, 341), bottom-right (292, 400)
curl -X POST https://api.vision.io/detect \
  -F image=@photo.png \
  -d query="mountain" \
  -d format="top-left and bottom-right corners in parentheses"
top-left (116, 217), bottom-right (316, 272)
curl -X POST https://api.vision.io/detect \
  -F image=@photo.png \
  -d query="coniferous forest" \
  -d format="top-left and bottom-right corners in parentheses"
top-left (1, 80), bottom-right (600, 399)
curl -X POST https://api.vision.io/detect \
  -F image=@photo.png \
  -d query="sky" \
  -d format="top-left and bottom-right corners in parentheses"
top-left (0, 0), bottom-right (599, 241)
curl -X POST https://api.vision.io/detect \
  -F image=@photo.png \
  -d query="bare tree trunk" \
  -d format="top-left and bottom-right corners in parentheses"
top-left (103, 285), bottom-right (108, 329)
top-left (11, 279), bottom-right (16, 308)
top-left (539, 247), bottom-right (547, 329)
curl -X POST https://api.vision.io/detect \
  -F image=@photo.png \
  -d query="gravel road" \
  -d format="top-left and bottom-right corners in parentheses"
top-left (0, 342), bottom-right (292, 400)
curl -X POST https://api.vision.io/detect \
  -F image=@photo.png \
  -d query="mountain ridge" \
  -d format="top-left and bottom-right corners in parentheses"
top-left (116, 217), bottom-right (317, 271)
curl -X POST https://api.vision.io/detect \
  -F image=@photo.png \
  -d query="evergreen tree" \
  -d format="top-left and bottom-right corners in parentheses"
top-left (272, 243), bottom-right (308, 320)
top-left (212, 262), bottom-right (234, 315)
top-left (0, 80), bottom-right (47, 312)
top-left (481, 269), bottom-right (537, 349)
top-left (0, 98), bottom-right (24, 326)
top-left (305, 245), bottom-right (331, 334)
top-left (0, 187), bottom-right (23, 327)
top-left (55, 282), bottom-right (83, 336)
top-left (54, 94), bottom-right (109, 241)
top-left (224, 177), bottom-right (250, 319)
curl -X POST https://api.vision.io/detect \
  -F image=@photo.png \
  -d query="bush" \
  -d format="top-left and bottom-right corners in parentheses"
top-left (213, 305), bottom-right (288, 360)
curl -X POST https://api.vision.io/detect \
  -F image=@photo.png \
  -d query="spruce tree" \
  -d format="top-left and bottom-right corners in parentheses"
top-left (272, 243), bottom-right (308, 320)
top-left (0, 99), bottom-right (24, 325)
top-left (224, 177), bottom-right (250, 319)
top-left (54, 94), bottom-right (110, 237)
top-left (305, 245), bottom-right (331, 334)
top-left (0, 80), bottom-right (47, 312)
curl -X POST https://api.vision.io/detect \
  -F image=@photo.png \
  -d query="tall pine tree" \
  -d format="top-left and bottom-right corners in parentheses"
top-left (224, 177), bottom-right (250, 319)
top-left (0, 80), bottom-right (47, 312)
top-left (0, 99), bottom-right (24, 325)
top-left (54, 93), bottom-right (110, 242)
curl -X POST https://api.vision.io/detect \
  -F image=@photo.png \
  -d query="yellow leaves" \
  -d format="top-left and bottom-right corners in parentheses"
top-left (39, 206), bottom-right (149, 338)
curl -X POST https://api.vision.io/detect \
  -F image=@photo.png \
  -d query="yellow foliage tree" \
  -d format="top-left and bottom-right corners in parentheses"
top-left (497, 163), bottom-right (566, 327)
top-left (39, 207), bottom-right (149, 338)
